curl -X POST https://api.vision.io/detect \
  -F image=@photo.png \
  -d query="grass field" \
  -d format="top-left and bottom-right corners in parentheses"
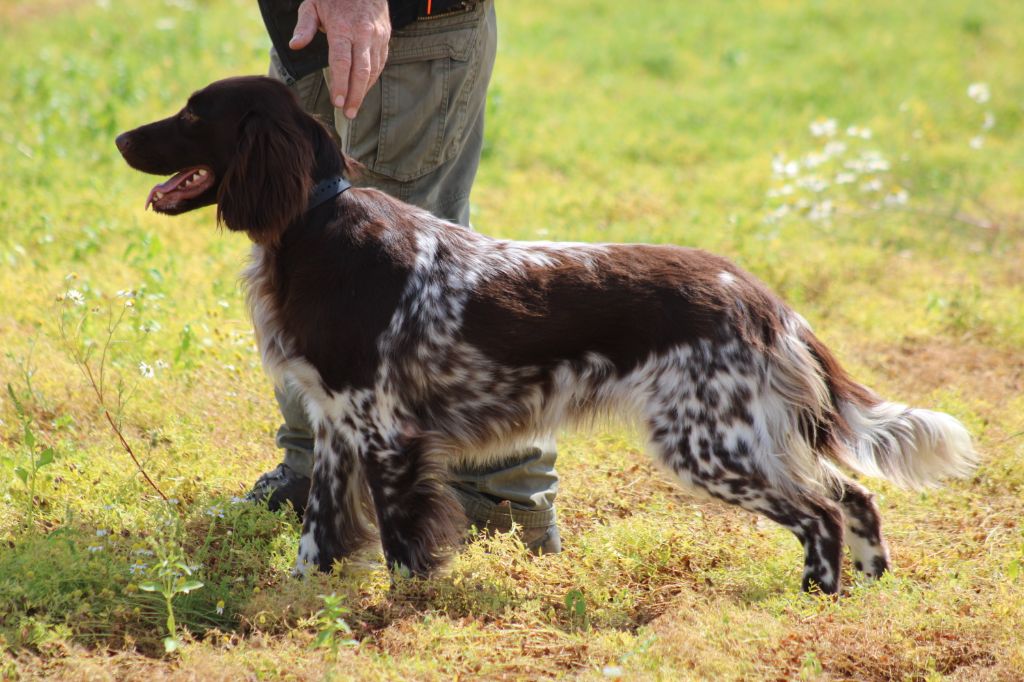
top-left (2, 0), bottom-right (1024, 678)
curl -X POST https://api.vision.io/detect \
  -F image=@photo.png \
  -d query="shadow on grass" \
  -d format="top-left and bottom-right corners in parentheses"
top-left (1, 493), bottom-right (823, 659)
top-left (0, 496), bottom-right (298, 656)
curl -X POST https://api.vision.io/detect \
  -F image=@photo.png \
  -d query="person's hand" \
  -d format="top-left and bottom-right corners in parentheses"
top-left (290, 0), bottom-right (391, 120)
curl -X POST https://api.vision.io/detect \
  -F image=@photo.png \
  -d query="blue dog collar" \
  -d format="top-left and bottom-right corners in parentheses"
top-left (308, 175), bottom-right (352, 211)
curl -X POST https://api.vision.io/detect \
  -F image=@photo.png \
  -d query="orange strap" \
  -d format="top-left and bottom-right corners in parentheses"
top-left (426, 0), bottom-right (433, 14)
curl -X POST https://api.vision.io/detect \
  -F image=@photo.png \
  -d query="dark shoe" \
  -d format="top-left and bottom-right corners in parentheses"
top-left (245, 463), bottom-right (310, 520)
top-left (471, 499), bottom-right (562, 556)
top-left (521, 524), bottom-right (562, 556)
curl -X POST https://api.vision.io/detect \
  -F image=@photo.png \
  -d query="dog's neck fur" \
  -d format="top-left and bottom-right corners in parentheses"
top-left (308, 120), bottom-right (346, 188)
top-left (245, 118), bottom-right (350, 248)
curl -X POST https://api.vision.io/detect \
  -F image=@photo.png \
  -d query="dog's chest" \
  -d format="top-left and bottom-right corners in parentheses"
top-left (243, 245), bottom-right (293, 387)
top-left (244, 236), bottom-right (421, 393)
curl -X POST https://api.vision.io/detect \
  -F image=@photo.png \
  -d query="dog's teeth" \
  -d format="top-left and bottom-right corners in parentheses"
top-left (155, 191), bottom-right (164, 199)
top-left (198, 169), bottom-right (208, 176)
top-left (191, 173), bottom-right (200, 181)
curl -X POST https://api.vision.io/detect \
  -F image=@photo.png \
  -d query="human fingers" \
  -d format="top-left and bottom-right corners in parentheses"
top-left (289, 0), bottom-right (321, 50)
top-left (343, 40), bottom-right (373, 119)
top-left (328, 34), bottom-right (354, 110)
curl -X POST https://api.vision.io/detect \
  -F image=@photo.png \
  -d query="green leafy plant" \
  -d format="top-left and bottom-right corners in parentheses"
top-left (5, 383), bottom-right (57, 529)
top-left (57, 286), bottom-right (168, 501)
top-left (137, 507), bottom-right (204, 653)
top-left (799, 651), bottom-right (824, 679)
top-left (311, 593), bottom-right (358, 657)
top-left (565, 588), bottom-right (589, 631)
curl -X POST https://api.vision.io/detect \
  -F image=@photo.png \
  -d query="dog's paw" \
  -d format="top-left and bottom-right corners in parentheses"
top-left (293, 530), bottom-right (321, 577)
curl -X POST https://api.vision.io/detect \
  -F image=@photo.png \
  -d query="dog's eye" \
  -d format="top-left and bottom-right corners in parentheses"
top-left (180, 108), bottom-right (201, 125)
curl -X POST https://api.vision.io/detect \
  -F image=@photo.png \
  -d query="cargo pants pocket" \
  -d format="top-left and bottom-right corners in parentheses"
top-left (345, 4), bottom-right (488, 182)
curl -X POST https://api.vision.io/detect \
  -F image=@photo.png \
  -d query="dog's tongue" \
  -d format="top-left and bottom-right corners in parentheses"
top-left (145, 167), bottom-right (210, 209)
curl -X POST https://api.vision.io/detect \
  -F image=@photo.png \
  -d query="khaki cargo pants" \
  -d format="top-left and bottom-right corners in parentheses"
top-left (268, 1), bottom-right (558, 532)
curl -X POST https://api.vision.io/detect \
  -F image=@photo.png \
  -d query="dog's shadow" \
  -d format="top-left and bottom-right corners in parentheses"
top-left (0, 492), bottom-right (812, 658)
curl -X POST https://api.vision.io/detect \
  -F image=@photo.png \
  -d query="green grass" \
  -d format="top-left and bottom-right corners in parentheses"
top-left (2, 0), bottom-right (1024, 678)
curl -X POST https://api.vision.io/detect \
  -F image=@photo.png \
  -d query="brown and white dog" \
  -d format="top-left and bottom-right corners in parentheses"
top-left (116, 76), bottom-right (977, 593)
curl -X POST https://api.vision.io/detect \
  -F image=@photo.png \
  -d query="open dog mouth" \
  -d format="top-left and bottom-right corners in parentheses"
top-left (145, 166), bottom-right (215, 211)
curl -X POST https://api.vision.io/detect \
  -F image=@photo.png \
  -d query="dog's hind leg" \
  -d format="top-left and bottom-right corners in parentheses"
top-left (831, 476), bottom-right (890, 579)
top-left (295, 420), bottom-right (376, 574)
top-left (649, 414), bottom-right (844, 593)
top-left (361, 432), bottom-right (466, 577)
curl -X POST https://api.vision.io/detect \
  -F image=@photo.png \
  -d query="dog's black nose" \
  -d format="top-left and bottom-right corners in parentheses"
top-left (115, 132), bottom-right (131, 154)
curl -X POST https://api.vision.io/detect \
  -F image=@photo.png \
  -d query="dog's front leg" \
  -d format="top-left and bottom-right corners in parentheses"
top-left (295, 419), bottom-right (375, 575)
top-left (361, 432), bottom-right (467, 578)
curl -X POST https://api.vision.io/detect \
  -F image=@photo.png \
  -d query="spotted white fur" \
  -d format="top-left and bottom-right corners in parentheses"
top-left (244, 208), bottom-right (976, 593)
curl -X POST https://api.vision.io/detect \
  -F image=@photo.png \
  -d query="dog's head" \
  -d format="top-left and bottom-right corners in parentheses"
top-left (116, 76), bottom-right (342, 241)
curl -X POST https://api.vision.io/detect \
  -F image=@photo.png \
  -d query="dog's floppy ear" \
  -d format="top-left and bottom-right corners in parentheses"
top-left (217, 112), bottom-right (314, 241)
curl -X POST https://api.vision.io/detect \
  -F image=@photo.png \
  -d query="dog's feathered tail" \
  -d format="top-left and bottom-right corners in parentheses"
top-left (798, 328), bottom-right (979, 490)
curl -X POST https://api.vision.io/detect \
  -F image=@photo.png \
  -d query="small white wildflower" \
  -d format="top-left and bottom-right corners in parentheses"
top-left (96, 529), bottom-right (108, 537)
top-left (116, 289), bottom-right (134, 298)
top-left (134, 549), bottom-right (155, 556)
top-left (168, 498), bottom-right (180, 505)
top-left (969, 135), bottom-right (985, 150)
top-left (835, 172), bottom-right (857, 185)
top-left (860, 179), bottom-right (883, 193)
top-left (808, 200), bottom-right (834, 222)
top-left (65, 289), bottom-right (85, 306)
top-left (802, 151), bottom-right (827, 169)
top-left (138, 362), bottom-right (155, 378)
top-left (764, 205), bottom-right (790, 224)
top-left (982, 111), bottom-right (995, 131)
top-left (770, 155), bottom-right (801, 178)
top-left (823, 140), bottom-right (847, 157)
top-left (859, 150), bottom-right (890, 173)
top-left (967, 82), bottom-right (990, 104)
top-left (766, 184), bottom-right (795, 199)
top-left (155, 359), bottom-right (169, 370)
top-left (87, 545), bottom-right (104, 553)
top-left (846, 125), bottom-right (872, 140)
top-left (809, 118), bottom-right (838, 138)
top-left (124, 299), bottom-right (135, 308)
top-left (228, 496), bottom-right (245, 504)
top-left (217, 300), bottom-right (230, 309)
top-left (796, 175), bottom-right (829, 193)
top-left (883, 188), bottom-right (909, 206)
top-left (602, 666), bottom-right (624, 679)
